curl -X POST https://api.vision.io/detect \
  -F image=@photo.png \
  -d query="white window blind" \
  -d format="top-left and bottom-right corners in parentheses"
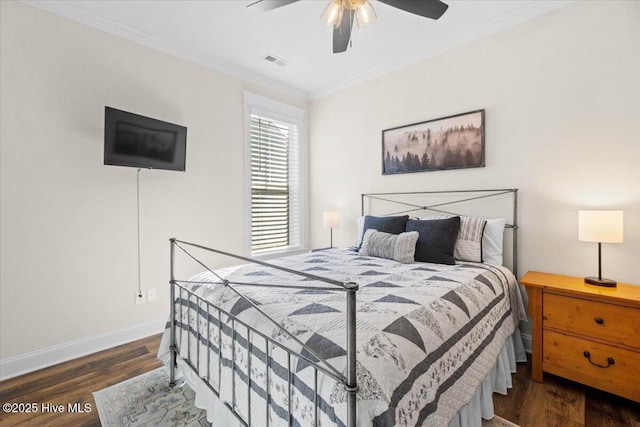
top-left (244, 92), bottom-right (304, 256)
top-left (251, 115), bottom-right (294, 251)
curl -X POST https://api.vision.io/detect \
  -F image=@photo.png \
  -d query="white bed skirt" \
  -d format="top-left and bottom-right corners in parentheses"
top-left (165, 328), bottom-right (526, 427)
top-left (448, 328), bottom-right (526, 427)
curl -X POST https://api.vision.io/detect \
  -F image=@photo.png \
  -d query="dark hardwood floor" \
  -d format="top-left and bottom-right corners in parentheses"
top-left (0, 334), bottom-right (638, 426)
top-left (492, 358), bottom-right (639, 427)
top-left (0, 335), bottom-right (162, 426)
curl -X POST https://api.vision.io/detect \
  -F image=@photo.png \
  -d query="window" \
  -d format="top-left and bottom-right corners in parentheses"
top-left (244, 92), bottom-right (305, 256)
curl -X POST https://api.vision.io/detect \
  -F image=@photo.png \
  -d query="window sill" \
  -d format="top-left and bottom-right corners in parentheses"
top-left (251, 246), bottom-right (308, 261)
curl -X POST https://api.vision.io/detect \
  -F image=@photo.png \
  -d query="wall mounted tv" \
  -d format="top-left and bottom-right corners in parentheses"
top-left (104, 107), bottom-right (187, 171)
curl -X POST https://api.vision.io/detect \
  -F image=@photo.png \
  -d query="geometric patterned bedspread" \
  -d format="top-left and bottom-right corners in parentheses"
top-left (158, 248), bottom-right (526, 427)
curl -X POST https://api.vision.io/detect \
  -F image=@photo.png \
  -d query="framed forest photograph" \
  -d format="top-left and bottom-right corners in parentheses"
top-left (382, 109), bottom-right (485, 175)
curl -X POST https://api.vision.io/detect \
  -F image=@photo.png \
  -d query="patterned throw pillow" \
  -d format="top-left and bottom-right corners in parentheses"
top-left (359, 229), bottom-right (419, 264)
top-left (420, 215), bottom-right (487, 263)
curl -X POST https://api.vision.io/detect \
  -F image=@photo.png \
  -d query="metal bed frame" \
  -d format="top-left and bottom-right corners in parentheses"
top-left (361, 188), bottom-right (519, 276)
top-left (167, 188), bottom-right (518, 427)
top-left (169, 240), bottom-right (359, 427)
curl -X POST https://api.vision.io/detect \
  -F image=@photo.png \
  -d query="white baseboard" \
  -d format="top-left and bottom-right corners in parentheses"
top-left (521, 332), bottom-right (532, 354)
top-left (0, 318), bottom-right (167, 381)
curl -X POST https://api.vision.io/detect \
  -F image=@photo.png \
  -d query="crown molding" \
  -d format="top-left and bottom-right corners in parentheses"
top-left (22, 0), bottom-right (573, 103)
top-left (308, 0), bottom-right (575, 100)
top-left (21, 0), bottom-right (310, 101)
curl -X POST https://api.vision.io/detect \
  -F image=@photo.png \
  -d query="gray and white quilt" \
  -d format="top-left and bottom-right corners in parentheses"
top-left (158, 249), bottom-right (526, 427)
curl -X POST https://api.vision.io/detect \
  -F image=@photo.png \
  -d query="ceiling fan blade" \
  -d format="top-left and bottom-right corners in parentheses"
top-left (333, 8), bottom-right (354, 54)
top-left (246, 0), bottom-right (300, 12)
top-left (377, 0), bottom-right (448, 20)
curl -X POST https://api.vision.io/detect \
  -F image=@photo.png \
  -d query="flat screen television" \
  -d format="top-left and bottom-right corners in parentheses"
top-left (104, 107), bottom-right (187, 171)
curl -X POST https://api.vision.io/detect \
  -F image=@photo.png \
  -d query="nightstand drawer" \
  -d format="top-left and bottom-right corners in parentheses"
top-left (543, 293), bottom-right (640, 349)
top-left (543, 330), bottom-right (640, 401)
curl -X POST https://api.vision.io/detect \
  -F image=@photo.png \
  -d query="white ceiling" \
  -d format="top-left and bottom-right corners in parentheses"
top-left (25, 0), bottom-right (572, 100)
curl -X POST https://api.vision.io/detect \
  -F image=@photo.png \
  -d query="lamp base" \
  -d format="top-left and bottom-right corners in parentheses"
top-left (584, 277), bottom-right (617, 287)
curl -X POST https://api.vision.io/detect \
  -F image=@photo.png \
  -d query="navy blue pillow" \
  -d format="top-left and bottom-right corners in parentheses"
top-left (358, 215), bottom-right (409, 248)
top-left (406, 217), bottom-right (461, 265)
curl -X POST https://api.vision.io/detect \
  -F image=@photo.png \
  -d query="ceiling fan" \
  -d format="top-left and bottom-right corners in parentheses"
top-left (247, 0), bottom-right (449, 54)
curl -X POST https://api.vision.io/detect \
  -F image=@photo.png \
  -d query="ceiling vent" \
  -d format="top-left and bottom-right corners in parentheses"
top-left (262, 53), bottom-right (288, 67)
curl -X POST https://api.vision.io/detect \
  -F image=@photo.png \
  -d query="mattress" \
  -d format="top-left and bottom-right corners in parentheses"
top-left (158, 248), bottom-right (527, 426)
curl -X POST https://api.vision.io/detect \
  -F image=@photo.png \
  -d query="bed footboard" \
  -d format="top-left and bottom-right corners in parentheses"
top-left (168, 238), bottom-right (358, 427)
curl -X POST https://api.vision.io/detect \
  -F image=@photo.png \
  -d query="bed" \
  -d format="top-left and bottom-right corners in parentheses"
top-left (158, 189), bottom-right (527, 427)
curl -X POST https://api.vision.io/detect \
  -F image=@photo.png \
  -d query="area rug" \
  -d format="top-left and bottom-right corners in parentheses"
top-left (93, 367), bottom-right (209, 427)
top-left (95, 367), bottom-right (519, 427)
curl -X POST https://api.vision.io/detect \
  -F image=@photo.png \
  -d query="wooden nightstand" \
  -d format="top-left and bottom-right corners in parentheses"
top-left (520, 271), bottom-right (640, 402)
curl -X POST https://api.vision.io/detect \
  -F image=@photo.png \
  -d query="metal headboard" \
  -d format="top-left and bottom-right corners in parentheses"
top-left (361, 189), bottom-right (519, 277)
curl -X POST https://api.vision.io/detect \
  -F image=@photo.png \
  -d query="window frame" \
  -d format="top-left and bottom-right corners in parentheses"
top-left (243, 91), bottom-right (307, 258)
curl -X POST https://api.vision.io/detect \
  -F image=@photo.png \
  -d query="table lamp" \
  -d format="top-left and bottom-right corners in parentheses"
top-left (323, 211), bottom-right (340, 248)
top-left (578, 210), bottom-right (623, 287)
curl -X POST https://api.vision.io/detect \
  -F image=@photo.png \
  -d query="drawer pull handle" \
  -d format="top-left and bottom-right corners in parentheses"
top-left (594, 317), bottom-right (604, 325)
top-left (583, 351), bottom-right (615, 368)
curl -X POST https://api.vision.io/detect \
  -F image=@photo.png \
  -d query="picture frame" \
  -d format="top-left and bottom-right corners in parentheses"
top-left (382, 109), bottom-right (485, 175)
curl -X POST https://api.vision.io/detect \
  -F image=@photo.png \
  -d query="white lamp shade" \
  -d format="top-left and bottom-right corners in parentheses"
top-left (323, 211), bottom-right (341, 229)
top-left (578, 210), bottom-right (623, 243)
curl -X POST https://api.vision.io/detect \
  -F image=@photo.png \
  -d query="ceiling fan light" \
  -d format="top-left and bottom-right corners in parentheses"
top-left (355, 0), bottom-right (376, 28)
top-left (321, 0), bottom-right (344, 28)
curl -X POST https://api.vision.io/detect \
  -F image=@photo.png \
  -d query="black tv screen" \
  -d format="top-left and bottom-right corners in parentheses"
top-left (104, 107), bottom-right (186, 171)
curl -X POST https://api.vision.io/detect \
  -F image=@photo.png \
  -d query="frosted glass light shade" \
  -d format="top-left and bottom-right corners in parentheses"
top-left (356, 1), bottom-right (376, 28)
top-left (323, 211), bottom-right (341, 229)
top-left (321, 0), bottom-right (343, 28)
top-left (578, 210), bottom-right (623, 243)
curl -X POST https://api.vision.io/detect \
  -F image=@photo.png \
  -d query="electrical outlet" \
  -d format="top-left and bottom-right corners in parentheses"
top-left (147, 288), bottom-right (157, 302)
top-left (136, 291), bottom-right (146, 305)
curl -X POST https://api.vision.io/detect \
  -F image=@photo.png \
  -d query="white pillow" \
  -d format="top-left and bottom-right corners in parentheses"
top-left (356, 216), bottom-right (365, 245)
top-left (482, 218), bottom-right (506, 266)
